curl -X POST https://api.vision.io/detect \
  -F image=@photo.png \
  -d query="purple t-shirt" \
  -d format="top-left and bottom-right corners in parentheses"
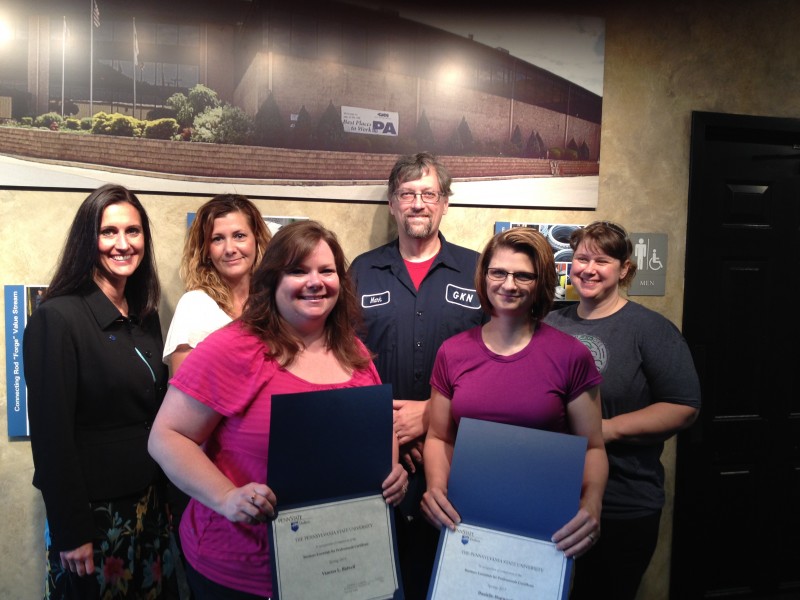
top-left (430, 323), bottom-right (601, 433)
top-left (170, 321), bottom-right (381, 597)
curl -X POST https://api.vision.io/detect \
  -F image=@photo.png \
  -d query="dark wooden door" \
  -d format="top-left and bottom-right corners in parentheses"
top-left (671, 111), bottom-right (800, 598)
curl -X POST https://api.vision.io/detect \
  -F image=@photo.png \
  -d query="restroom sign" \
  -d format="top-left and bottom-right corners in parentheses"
top-left (341, 106), bottom-right (399, 136)
top-left (628, 233), bottom-right (667, 296)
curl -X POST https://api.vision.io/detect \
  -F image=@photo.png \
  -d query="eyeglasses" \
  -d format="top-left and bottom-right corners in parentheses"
top-left (395, 190), bottom-right (443, 205)
top-left (486, 268), bottom-right (537, 284)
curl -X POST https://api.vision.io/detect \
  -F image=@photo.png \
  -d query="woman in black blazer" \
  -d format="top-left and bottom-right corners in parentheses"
top-left (24, 184), bottom-right (174, 599)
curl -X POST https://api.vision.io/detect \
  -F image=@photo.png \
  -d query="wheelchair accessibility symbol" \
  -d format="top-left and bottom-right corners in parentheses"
top-left (649, 248), bottom-right (664, 270)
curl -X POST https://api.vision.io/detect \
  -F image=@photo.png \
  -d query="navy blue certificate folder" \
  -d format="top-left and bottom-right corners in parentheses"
top-left (267, 384), bottom-right (403, 600)
top-left (267, 383), bottom-right (393, 505)
top-left (448, 417), bottom-right (587, 539)
top-left (427, 418), bottom-right (587, 600)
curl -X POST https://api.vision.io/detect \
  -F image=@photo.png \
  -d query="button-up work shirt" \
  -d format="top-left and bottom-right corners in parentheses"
top-left (350, 234), bottom-right (485, 400)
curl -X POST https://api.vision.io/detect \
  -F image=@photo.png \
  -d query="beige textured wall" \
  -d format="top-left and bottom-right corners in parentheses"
top-left (2, 1), bottom-right (799, 596)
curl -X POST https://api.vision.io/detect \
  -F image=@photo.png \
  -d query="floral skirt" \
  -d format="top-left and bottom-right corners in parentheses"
top-left (44, 484), bottom-right (177, 600)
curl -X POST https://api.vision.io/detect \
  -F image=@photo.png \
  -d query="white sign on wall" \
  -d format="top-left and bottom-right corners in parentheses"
top-left (341, 106), bottom-right (399, 136)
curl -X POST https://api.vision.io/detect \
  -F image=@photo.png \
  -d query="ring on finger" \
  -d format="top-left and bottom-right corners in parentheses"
top-left (587, 533), bottom-right (596, 544)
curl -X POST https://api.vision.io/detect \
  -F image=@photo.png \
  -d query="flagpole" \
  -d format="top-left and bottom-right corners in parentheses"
top-left (89, 0), bottom-right (93, 119)
top-left (133, 18), bottom-right (137, 118)
top-left (61, 16), bottom-right (66, 118)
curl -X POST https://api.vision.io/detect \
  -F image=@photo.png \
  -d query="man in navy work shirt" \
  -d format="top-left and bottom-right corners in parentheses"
top-left (350, 152), bottom-right (485, 599)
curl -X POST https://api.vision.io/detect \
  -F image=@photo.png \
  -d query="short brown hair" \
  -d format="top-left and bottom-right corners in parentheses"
top-left (569, 221), bottom-right (637, 287)
top-left (388, 152), bottom-right (452, 199)
top-left (476, 228), bottom-right (557, 323)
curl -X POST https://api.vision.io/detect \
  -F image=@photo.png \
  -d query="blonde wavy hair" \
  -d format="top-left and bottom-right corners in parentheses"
top-left (181, 194), bottom-right (272, 316)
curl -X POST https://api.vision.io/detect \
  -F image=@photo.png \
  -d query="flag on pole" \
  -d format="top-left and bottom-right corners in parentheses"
top-left (133, 18), bottom-right (139, 116)
top-left (89, 0), bottom-right (97, 117)
top-left (61, 16), bottom-right (68, 117)
top-left (133, 19), bottom-right (141, 68)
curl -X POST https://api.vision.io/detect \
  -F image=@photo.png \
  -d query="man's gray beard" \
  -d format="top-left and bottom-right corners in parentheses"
top-left (403, 216), bottom-right (433, 239)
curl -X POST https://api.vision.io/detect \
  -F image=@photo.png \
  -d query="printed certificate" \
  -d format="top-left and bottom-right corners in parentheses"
top-left (429, 523), bottom-right (567, 600)
top-left (426, 418), bottom-right (587, 600)
top-left (271, 495), bottom-right (398, 600)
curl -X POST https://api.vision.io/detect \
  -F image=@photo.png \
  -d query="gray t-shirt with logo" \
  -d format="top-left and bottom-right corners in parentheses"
top-left (545, 301), bottom-right (701, 518)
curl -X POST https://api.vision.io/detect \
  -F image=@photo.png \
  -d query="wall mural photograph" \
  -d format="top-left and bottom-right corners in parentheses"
top-left (0, 0), bottom-right (605, 207)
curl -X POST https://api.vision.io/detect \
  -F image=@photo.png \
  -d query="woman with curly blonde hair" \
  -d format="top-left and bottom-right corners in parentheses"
top-left (163, 194), bottom-right (272, 374)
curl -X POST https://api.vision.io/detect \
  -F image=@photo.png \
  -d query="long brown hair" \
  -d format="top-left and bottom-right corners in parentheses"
top-left (181, 194), bottom-right (272, 315)
top-left (476, 227), bottom-right (557, 324)
top-left (45, 184), bottom-right (160, 318)
top-left (240, 220), bottom-right (370, 370)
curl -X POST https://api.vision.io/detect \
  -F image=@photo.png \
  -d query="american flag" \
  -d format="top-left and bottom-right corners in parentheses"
top-left (133, 19), bottom-right (140, 67)
top-left (92, 0), bottom-right (100, 28)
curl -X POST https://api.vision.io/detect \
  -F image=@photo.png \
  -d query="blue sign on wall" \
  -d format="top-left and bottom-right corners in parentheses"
top-left (5, 284), bottom-right (45, 437)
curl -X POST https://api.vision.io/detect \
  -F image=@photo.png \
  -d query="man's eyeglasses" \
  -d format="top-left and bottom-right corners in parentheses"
top-left (486, 268), bottom-right (537, 284)
top-left (395, 191), bottom-right (442, 205)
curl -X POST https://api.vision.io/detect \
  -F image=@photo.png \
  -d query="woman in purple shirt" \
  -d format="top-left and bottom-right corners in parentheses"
top-left (420, 227), bottom-right (608, 559)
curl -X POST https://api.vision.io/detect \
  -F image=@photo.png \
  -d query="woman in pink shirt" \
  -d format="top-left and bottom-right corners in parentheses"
top-left (149, 221), bottom-right (407, 598)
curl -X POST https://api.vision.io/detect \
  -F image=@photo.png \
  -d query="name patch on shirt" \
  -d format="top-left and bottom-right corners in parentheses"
top-left (445, 284), bottom-right (481, 309)
top-left (361, 291), bottom-right (390, 308)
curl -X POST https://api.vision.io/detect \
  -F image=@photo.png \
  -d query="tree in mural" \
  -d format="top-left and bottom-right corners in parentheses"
top-left (565, 137), bottom-right (579, 160)
top-left (166, 84), bottom-right (221, 129)
top-left (525, 130), bottom-right (546, 158)
top-left (192, 104), bottom-right (254, 145)
top-left (414, 110), bottom-right (436, 152)
top-left (188, 85), bottom-right (221, 118)
top-left (509, 124), bottom-right (524, 155)
top-left (165, 93), bottom-right (191, 128)
top-left (315, 100), bottom-right (346, 151)
top-left (445, 116), bottom-right (475, 155)
top-left (289, 105), bottom-right (313, 150)
top-left (253, 92), bottom-right (286, 148)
